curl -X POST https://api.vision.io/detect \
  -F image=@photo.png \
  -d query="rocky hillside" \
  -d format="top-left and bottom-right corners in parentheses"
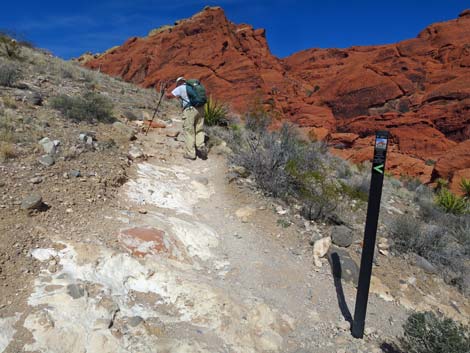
top-left (0, 43), bottom-right (171, 314)
top-left (82, 6), bottom-right (470, 192)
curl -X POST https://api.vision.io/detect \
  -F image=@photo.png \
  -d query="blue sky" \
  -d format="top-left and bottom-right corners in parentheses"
top-left (2, 0), bottom-right (468, 59)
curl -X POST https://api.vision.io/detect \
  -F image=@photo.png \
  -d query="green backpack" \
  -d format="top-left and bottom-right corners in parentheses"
top-left (185, 79), bottom-right (207, 107)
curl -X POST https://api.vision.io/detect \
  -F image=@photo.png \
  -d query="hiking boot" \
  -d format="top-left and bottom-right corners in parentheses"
top-left (196, 147), bottom-right (208, 160)
top-left (183, 154), bottom-right (196, 160)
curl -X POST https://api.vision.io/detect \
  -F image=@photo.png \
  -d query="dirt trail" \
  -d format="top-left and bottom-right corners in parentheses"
top-left (1, 115), bottom-right (408, 353)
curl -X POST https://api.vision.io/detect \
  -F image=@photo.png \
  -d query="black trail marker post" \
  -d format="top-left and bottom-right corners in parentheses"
top-left (352, 130), bottom-right (389, 339)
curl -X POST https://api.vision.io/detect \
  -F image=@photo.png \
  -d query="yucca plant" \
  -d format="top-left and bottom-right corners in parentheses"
top-left (204, 95), bottom-right (228, 126)
top-left (435, 188), bottom-right (467, 215)
top-left (435, 178), bottom-right (449, 192)
top-left (459, 178), bottom-right (470, 200)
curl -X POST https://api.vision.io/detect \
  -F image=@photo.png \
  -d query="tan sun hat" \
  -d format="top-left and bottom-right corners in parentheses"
top-left (176, 76), bottom-right (186, 84)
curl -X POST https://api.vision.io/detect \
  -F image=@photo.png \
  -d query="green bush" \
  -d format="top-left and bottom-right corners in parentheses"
top-left (460, 178), bottom-right (470, 200)
top-left (286, 154), bottom-right (340, 220)
top-left (204, 95), bottom-right (228, 126)
top-left (435, 188), bottom-right (467, 215)
top-left (50, 92), bottom-right (114, 122)
top-left (0, 61), bottom-right (21, 87)
top-left (276, 219), bottom-right (291, 228)
top-left (399, 311), bottom-right (470, 353)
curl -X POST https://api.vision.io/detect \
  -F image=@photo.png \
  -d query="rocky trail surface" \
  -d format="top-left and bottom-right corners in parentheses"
top-left (0, 115), bottom-right (412, 353)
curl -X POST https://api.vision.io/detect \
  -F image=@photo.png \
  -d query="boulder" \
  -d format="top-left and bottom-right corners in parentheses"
top-left (66, 283), bottom-right (85, 299)
top-left (327, 247), bottom-right (359, 286)
top-left (128, 316), bottom-right (144, 327)
top-left (21, 193), bottom-right (43, 210)
top-left (38, 155), bottom-right (55, 167)
top-left (69, 170), bottom-right (81, 178)
top-left (128, 145), bottom-right (145, 160)
top-left (331, 225), bottom-right (353, 248)
top-left (30, 176), bottom-right (43, 184)
top-left (38, 137), bottom-right (56, 155)
top-left (313, 236), bottom-right (331, 267)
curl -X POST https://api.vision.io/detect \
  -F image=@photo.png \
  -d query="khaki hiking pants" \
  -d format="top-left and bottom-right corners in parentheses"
top-left (182, 106), bottom-right (205, 159)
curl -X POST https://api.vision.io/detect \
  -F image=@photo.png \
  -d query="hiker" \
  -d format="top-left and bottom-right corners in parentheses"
top-left (166, 77), bottom-right (208, 160)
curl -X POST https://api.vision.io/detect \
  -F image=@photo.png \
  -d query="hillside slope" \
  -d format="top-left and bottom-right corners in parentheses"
top-left (1, 33), bottom-right (469, 353)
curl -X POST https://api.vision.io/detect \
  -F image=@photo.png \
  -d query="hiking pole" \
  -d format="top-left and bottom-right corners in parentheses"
top-left (145, 81), bottom-right (167, 135)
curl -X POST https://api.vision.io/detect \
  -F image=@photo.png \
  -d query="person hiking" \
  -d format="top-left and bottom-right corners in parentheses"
top-left (165, 77), bottom-right (208, 160)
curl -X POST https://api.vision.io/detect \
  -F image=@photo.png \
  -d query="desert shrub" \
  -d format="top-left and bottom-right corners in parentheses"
top-left (2, 96), bottom-right (17, 109)
top-left (277, 219), bottom-right (291, 228)
top-left (0, 61), bottom-right (21, 87)
top-left (286, 149), bottom-right (340, 220)
top-left (435, 188), bottom-right (467, 215)
top-left (390, 210), bottom-right (470, 293)
top-left (460, 178), bottom-right (470, 200)
top-left (0, 112), bottom-right (17, 160)
top-left (60, 66), bottom-right (75, 79)
top-left (390, 215), bottom-right (425, 253)
top-left (80, 69), bottom-right (96, 83)
top-left (50, 92), bottom-right (114, 122)
top-left (390, 216), bottom-right (448, 264)
top-left (0, 113), bottom-right (16, 142)
top-left (335, 159), bottom-right (353, 180)
top-left (399, 311), bottom-right (470, 353)
top-left (442, 214), bottom-right (470, 256)
top-left (204, 96), bottom-right (228, 126)
top-left (230, 118), bottom-right (340, 221)
top-left (387, 176), bottom-right (403, 189)
top-left (0, 141), bottom-right (16, 161)
top-left (400, 175), bottom-right (422, 192)
top-left (0, 33), bottom-right (21, 59)
top-left (415, 185), bottom-right (442, 221)
top-left (339, 171), bottom-right (370, 202)
top-left (232, 122), bottom-right (298, 197)
top-left (339, 181), bottom-right (369, 202)
top-left (245, 111), bottom-right (271, 133)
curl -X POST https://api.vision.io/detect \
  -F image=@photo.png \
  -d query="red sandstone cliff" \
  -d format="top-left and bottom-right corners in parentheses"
top-left (83, 7), bottom-right (470, 189)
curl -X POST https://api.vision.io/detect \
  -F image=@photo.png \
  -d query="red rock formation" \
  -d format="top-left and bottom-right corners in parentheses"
top-left (84, 7), bottom-right (470, 186)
